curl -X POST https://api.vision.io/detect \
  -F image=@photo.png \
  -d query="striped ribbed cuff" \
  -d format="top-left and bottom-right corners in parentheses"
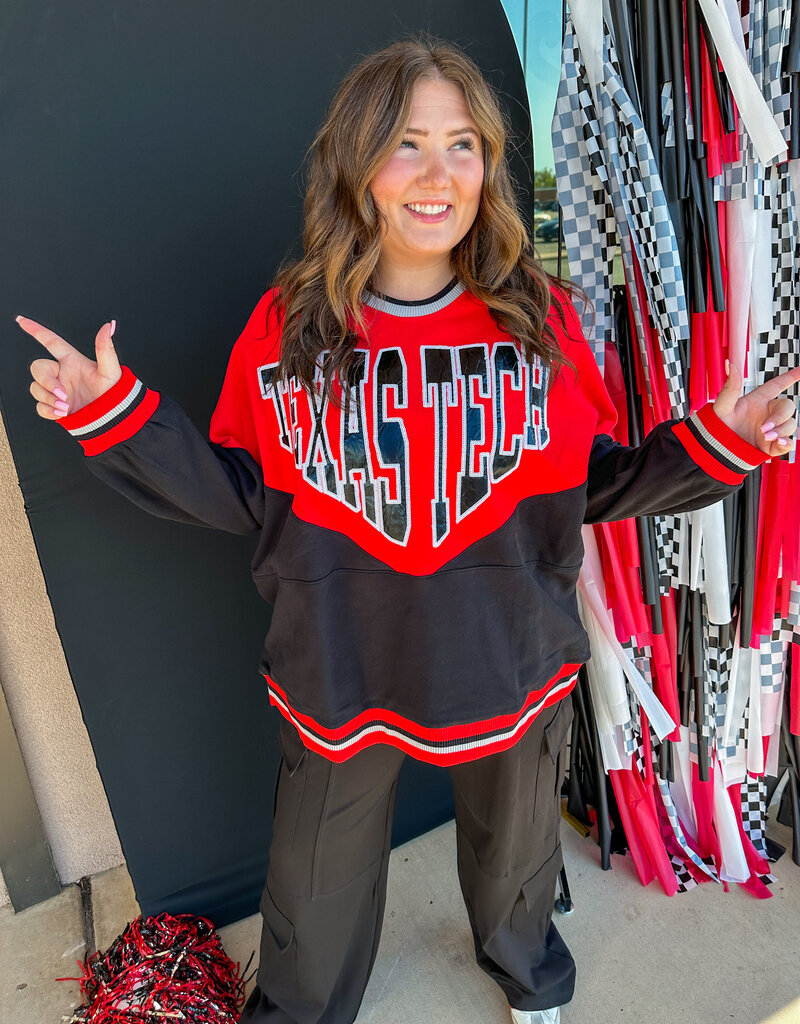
top-left (58, 367), bottom-right (160, 456)
top-left (672, 403), bottom-right (769, 484)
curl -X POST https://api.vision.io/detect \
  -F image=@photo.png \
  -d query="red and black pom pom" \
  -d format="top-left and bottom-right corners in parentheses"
top-left (59, 913), bottom-right (248, 1023)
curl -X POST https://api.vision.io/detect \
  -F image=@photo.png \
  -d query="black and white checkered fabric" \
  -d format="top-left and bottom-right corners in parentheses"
top-left (713, 3), bottom-right (749, 201)
top-left (620, 645), bottom-right (643, 765)
top-left (740, 776), bottom-right (770, 858)
top-left (760, 624), bottom-right (789, 694)
top-left (716, 659), bottom-right (748, 765)
top-left (768, 599), bottom-right (800, 646)
top-left (737, 698), bottom-right (752, 761)
top-left (748, 0), bottom-right (792, 210)
top-left (752, 0), bottom-right (792, 141)
top-left (654, 513), bottom-right (685, 591)
top-left (685, 608), bottom-right (741, 765)
top-left (657, 777), bottom-right (720, 888)
top-left (669, 855), bottom-right (699, 893)
top-left (741, 770), bottom-right (779, 884)
top-left (713, 0), bottom-right (790, 204)
top-left (661, 82), bottom-right (675, 149)
top-left (552, 26), bottom-right (615, 375)
top-left (758, 163), bottom-right (800, 401)
top-left (600, 67), bottom-right (688, 415)
top-left (703, 619), bottom-right (731, 747)
top-left (787, 584), bottom-right (800, 635)
top-left (553, 17), bottom-right (689, 415)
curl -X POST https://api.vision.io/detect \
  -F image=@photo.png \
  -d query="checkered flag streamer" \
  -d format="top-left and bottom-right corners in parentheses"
top-left (748, 0), bottom-right (792, 208)
top-left (658, 778), bottom-right (720, 886)
top-left (669, 856), bottom-right (698, 893)
top-left (739, 698), bottom-right (751, 757)
top-left (654, 513), bottom-right (683, 589)
top-left (785, 585), bottom-right (800, 642)
top-left (620, 648), bottom-right (642, 764)
top-left (552, 22), bottom-right (617, 374)
top-left (701, 619), bottom-right (730, 751)
top-left (740, 776), bottom-right (770, 859)
top-left (661, 81), bottom-right (675, 149)
top-left (761, 0), bottom-right (792, 144)
top-left (758, 164), bottom-right (800, 400)
top-left (760, 623), bottom-right (789, 693)
top-left (599, 61), bottom-right (689, 417)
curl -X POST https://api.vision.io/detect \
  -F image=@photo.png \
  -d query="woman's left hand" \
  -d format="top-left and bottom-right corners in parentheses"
top-left (713, 364), bottom-right (800, 458)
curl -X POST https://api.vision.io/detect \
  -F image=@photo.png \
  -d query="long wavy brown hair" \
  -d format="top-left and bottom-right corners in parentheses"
top-left (270, 36), bottom-right (576, 400)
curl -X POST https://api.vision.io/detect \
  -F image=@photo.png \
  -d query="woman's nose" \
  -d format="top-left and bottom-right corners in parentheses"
top-left (418, 151), bottom-right (451, 189)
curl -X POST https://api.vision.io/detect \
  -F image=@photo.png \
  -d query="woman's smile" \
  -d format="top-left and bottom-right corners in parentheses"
top-left (403, 202), bottom-right (452, 221)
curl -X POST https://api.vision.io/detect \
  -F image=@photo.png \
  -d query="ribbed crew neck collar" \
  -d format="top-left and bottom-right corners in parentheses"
top-left (363, 277), bottom-right (465, 317)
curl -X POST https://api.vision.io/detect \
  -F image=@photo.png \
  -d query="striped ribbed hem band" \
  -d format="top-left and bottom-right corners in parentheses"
top-left (362, 279), bottom-right (465, 318)
top-left (59, 367), bottom-right (160, 455)
top-left (265, 664), bottom-right (581, 765)
top-left (672, 402), bottom-right (767, 484)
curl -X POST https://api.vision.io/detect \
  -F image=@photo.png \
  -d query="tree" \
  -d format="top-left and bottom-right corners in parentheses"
top-left (533, 168), bottom-right (557, 190)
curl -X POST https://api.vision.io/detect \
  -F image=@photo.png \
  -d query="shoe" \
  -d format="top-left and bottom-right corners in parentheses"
top-left (509, 1007), bottom-right (561, 1024)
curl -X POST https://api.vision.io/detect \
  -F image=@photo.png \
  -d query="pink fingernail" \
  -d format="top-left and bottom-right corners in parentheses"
top-left (54, 400), bottom-right (69, 414)
top-left (761, 421), bottom-right (775, 432)
top-left (53, 387), bottom-right (67, 401)
top-left (764, 431), bottom-right (778, 441)
top-left (53, 408), bottom-right (66, 419)
top-left (725, 358), bottom-right (730, 375)
top-left (110, 319), bottom-right (116, 337)
top-left (778, 438), bottom-right (789, 446)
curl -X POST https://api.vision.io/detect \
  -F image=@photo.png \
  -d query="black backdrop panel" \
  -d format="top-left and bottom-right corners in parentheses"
top-left (0, 1), bottom-right (533, 926)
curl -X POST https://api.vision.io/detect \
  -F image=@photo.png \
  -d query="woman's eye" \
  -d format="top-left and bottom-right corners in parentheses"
top-left (399, 139), bottom-right (417, 149)
top-left (453, 137), bottom-right (475, 150)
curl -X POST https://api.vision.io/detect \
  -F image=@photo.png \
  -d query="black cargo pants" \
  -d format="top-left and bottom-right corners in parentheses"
top-left (240, 697), bottom-right (575, 1024)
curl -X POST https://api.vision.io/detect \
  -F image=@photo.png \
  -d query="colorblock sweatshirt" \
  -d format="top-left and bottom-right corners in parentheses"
top-left (58, 280), bottom-right (768, 765)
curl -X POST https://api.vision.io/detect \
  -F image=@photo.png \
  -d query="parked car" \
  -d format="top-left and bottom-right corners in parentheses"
top-left (535, 218), bottom-right (561, 242)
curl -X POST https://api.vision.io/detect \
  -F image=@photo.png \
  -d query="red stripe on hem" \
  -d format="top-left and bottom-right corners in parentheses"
top-left (81, 389), bottom-right (160, 455)
top-left (265, 663), bottom-right (582, 743)
top-left (672, 421), bottom-right (747, 485)
top-left (694, 403), bottom-right (769, 468)
top-left (58, 367), bottom-right (139, 430)
top-left (267, 682), bottom-right (576, 766)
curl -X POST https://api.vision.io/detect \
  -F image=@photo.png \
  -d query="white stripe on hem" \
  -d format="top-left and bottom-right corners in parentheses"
top-left (688, 411), bottom-right (759, 473)
top-left (268, 673), bottom-right (578, 758)
top-left (362, 282), bottom-right (465, 318)
top-left (67, 379), bottom-right (143, 437)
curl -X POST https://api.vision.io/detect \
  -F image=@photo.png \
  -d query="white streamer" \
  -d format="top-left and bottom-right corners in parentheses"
top-left (696, 0), bottom-right (788, 165)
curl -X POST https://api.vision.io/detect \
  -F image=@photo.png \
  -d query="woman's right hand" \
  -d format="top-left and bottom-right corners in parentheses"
top-left (16, 317), bottom-right (122, 420)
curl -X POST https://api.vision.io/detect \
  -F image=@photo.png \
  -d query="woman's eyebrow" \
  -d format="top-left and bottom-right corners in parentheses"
top-left (404, 127), bottom-right (481, 137)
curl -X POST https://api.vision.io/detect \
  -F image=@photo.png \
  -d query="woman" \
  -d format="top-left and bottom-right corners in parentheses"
top-left (17, 37), bottom-right (798, 1024)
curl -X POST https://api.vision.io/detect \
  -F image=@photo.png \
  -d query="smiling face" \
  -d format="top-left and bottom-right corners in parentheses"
top-left (368, 77), bottom-right (485, 296)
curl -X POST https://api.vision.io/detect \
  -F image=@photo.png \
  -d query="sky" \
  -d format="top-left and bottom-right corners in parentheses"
top-left (499, 0), bottom-right (563, 173)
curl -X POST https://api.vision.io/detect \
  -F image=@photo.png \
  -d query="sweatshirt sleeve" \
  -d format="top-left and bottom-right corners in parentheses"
top-left (546, 287), bottom-right (770, 525)
top-left (583, 406), bottom-right (769, 524)
top-left (57, 293), bottom-right (281, 534)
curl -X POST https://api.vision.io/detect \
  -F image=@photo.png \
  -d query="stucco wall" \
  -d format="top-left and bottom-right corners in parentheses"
top-left (0, 412), bottom-right (124, 908)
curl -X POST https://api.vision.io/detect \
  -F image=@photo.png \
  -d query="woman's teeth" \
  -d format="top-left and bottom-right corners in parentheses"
top-left (406, 203), bottom-right (449, 214)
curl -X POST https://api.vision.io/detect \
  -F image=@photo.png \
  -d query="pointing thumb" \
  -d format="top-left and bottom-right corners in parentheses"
top-left (713, 360), bottom-right (742, 419)
top-left (95, 320), bottom-right (122, 383)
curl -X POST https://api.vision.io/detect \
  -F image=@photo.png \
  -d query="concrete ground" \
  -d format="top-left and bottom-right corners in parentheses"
top-left (2, 815), bottom-right (799, 1024)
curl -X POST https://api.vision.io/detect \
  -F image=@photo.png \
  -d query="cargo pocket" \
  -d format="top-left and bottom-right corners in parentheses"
top-left (531, 699), bottom-right (572, 853)
top-left (510, 844), bottom-right (564, 940)
top-left (272, 720), bottom-right (310, 845)
top-left (544, 697), bottom-right (573, 797)
top-left (259, 879), bottom-right (296, 972)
